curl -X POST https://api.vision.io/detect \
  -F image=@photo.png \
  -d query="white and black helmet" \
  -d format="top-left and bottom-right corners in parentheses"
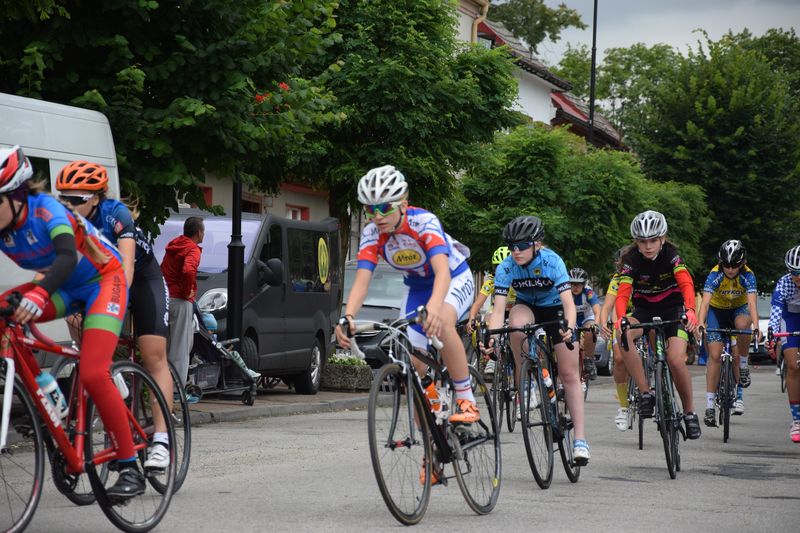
top-left (503, 215), bottom-right (544, 243)
top-left (786, 245), bottom-right (800, 272)
top-left (630, 210), bottom-right (668, 239)
top-left (569, 267), bottom-right (589, 283)
top-left (357, 165), bottom-right (408, 205)
top-left (718, 240), bottom-right (746, 267)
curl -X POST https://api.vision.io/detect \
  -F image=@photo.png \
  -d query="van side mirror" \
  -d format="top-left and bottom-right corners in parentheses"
top-left (257, 258), bottom-right (283, 287)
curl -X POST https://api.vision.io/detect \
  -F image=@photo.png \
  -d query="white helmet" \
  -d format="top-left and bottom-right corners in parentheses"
top-left (357, 165), bottom-right (408, 205)
top-left (786, 245), bottom-right (800, 271)
top-left (630, 210), bottom-right (668, 239)
top-left (0, 145), bottom-right (34, 194)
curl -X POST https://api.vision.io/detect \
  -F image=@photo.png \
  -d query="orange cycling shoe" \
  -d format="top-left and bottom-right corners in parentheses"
top-left (449, 399), bottom-right (481, 424)
top-left (419, 458), bottom-right (443, 486)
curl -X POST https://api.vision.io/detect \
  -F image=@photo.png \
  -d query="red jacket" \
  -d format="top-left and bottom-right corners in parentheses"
top-left (161, 235), bottom-right (202, 302)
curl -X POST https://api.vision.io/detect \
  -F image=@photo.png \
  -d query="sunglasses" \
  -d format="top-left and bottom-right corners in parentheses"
top-left (59, 194), bottom-right (95, 206)
top-left (364, 202), bottom-right (401, 219)
top-left (508, 241), bottom-right (535, 252)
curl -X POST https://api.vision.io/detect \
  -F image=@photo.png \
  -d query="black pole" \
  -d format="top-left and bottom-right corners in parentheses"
top-left (588, 0), bottom-right (598, 146)
top-left (227, 167), bottom-right (244, 342)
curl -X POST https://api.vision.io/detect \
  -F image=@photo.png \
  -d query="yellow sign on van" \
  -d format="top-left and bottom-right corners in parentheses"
top-left (318, 237), bottom-right (329, 285)
top-left (392, 249), bottom-right (422, 267)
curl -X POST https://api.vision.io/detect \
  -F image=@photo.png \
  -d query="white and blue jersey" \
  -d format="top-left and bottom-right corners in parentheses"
top-left (493, 248), bottom-right (570, 308)
top-left (89, 199), bottom-right (154, 268)
top-left (770, 274), bottom-right (800, 349)
top-left (573, 286), bottom-right (599, 325)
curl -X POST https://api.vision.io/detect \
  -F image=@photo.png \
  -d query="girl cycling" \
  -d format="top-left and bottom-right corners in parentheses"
top-left (335, 165), bottom-right (479, 425)
top-left (769, 245), bottom-right (800, 443)
top-left (569, 267), bottom-right (600, 380)
top-left (55, 160), bottom-right (173, 470)
top-left (614, 210), bottom-right (701, 440)
top-left (0, 146), bottom-right (143, 498)
top-left (484, 216), bottom-right (590, 464)
top-left (697, 240), bottom-right (759, 426)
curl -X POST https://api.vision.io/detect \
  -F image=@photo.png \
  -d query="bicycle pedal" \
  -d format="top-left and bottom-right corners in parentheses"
top-left (144, 466), bottom-right (166, 476)
top-left (574, 457), bottom-right (589, 467)
top-left (107, 494), bottom-right (134, 507)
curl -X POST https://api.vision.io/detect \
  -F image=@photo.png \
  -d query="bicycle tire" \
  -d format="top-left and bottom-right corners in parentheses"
top-left (491, 354), bottom-right (505, 435)
top-left (85, 361), bottom-right (176, 533)
top-left (368, 363), bottom-right (431, 526)
top-left (556, 386), bottom-right (580, 483)
top-left (164, 361), bottom-right (191, 493)
top-left (519, 357), bottom-right (554, 489)
top-left (655, 362), bottom-right (677, 479)
top-left (780, 358), bottom-right (787, 393)
top-left (452, 366), bottom-right (501, 515)
top-left (0, 371), bottom-right (45, 533)
top-left (720, 359), bottom-right (733, 443)
top-left (504, 351), bottom-right (517, 433)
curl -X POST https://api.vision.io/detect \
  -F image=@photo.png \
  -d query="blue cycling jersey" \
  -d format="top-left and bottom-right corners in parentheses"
top-left (493, 247), bottom-right (570, 307)
top-left (770, 274), bottom-right (800, 333)
top-left (89, 199), bottom-right (154, 268)
top-left (573, 286), bottom-right (599, 320)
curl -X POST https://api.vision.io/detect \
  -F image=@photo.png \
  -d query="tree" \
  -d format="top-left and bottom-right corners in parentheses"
top-left (733, 28), bottom-right (800, 98)
top-left (290, 0), bottom-right (522, 255)
top-left (439, 125), bottom-right (709, 277)
top-left (489, 0), bottom-right (586, 53)
top-left (550, 42), bottom-right (591, 99)
top-left (0, 0), bottom-right (339, 233)
top-left (632, 33), bottom-right (800, 286)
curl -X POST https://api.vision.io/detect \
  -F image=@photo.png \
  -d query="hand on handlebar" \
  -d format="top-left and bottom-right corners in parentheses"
top-left (423, 301), bottom-right (443, 339)
top-left (334, 316), bottom-right (355, 349)
top-left (465, 316), bottom-right (477, 335)
top-left (478, 336), bottom-right (497, 361)
top-left (684, 309), bottom-right (698, 333)
top-left (601, 321), bottom-right (613, 340)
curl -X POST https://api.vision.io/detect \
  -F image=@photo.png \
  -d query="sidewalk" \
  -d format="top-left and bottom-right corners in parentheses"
top-left (187, 385), bottom-right (370, 425)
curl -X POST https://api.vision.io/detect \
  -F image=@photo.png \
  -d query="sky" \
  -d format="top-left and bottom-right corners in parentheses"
top-left (533, 0), bottom-right (800, 65)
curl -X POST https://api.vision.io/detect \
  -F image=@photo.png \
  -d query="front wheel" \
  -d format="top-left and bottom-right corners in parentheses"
top-left (519, 357), bottom-right (554, 489)
top-left (780, 357), bottom-right (787, 393)
top-left (655, 362), bottom-right (678, 479)
top-left (168, 361), bottom-right (192, 493)
top-left (720, 359), bottom-right (734, 443)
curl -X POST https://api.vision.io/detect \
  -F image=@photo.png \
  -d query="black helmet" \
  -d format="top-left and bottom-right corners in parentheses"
top-left (503, 216), bottom-right (544, 244)
top-left (718, 240), bottom-right (746, 267)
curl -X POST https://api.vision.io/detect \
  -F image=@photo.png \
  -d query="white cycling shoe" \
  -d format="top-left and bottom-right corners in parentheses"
top-left (615, 408), bottom-right (629, 431)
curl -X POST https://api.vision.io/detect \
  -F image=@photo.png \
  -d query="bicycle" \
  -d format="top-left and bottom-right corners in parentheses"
top-left (625, 335), bottom-right (652, 450)
top-left (487, 323), bottom-right (517, 433)
top-left (456, 317), bottom-right (479, 371)
top-left (620, 315), bottom-right (687, 479)
top-left (701, 328), bottom-right (755, 443)
top-left (576, 325), bottom-right (598, 400)
top-left (361, 306), bottom-right (501, 526)
top-left (0, 295), bottom-right (176, 533)
top-left (482, 315), bottom-right (582, 489)
top-left (769, 328), bottom-right (800, 374)
top-left (777, 345), bottom-right (787, 393)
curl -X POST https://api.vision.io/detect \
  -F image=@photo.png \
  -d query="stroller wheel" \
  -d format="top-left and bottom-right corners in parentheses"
top-left (242, 390), bottom-right (255, 406)
top-left (185, 384), bottom-right (203, 403)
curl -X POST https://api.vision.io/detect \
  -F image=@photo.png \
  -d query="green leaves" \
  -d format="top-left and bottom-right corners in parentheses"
top-left (489, 0), bottom-right (586, 53)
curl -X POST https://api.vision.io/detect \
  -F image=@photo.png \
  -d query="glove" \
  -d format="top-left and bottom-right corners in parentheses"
top-left (19, 285), bottom-right (49, 321)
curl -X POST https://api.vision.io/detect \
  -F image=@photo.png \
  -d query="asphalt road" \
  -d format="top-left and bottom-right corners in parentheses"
top-left (24, 365), bottom-right (800, 532)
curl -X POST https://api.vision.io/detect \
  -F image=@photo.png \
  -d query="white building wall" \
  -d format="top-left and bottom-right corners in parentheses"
top-left (456, 0), bottom-right (486, 43)
top-left (513, 70), bottom-right (557, 123)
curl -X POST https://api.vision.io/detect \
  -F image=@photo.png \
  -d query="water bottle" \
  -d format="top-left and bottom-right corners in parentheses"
top-left (112, 371), bottom-right (130, 400)
top-left (36, 371), bottom-right (68, 419)
top-left (541, 369), bottom-right (556, 404)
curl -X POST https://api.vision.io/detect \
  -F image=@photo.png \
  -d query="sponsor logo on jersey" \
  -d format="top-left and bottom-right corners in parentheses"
top-left (393, 249), bottom-right (422, 267)
top-left (512, 277), bottom-right (555, 290)
top-left (25, 230), bottom-right (38, 245)
top-left (34, 207), bottom-right (53, 222)
top-left (3, 234), bottom-right (15, 247)
top-left (106, 302), bottom-right (121, 315)
top-left (533, 268), bottom-right (542, 276)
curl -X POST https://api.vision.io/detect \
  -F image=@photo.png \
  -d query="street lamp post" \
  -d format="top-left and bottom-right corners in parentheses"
top-left (588, 0), bottom-right (598, 145)
top-left (226, 167), bottom-right (244, 342)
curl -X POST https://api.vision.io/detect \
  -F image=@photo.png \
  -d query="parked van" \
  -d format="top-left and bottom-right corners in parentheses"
top-left (0, 92), bottom-right (121, 347)
top-left (153, 209), bottom-right (341, 394)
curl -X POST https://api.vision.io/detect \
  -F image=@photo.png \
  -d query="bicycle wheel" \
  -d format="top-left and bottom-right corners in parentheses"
top-left (368, 364), bottom-right (431, 526)
top-left (452, 366), bottom-right (501, 515)
top-left (504, 353), bottom-right (517, 433)
top-left (519, 357), bottom-right (554, 489)
top-left (556, 386), bottom-right (580, 482)
top-left (167, 361), bottom-right (191, 493)
top-left (85, 361), bottom-right (176, 533)
top-left (655, 362), bottom-right (677, 479)
top-left (491, 354), bottom-right (505, 435)
top-left (720, 359), bottom-right (733, 443)
top-left (780, 358), bottom-right (787, 393)
top-left (0, 371), bottom-right (44, 533)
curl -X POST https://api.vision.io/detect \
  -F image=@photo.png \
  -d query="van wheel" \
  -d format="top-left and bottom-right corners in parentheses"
top-left (294, 339), bottom-right (324, 395)
top-left (240, 336), bottom-right (259, 371)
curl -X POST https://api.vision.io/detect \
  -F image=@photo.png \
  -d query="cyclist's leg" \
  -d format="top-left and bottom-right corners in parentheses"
top-left (555, 336), bottom-right (585, 440)
top-left (704, 308), bottom-right (726, 411)
top-left (581, 319), bottom-right (597, 360)
top-left (508, 302), bottom-right (535, 386)
top-left (785, 347), bottom-right (800, 441)
top-left (612, 335), bottom-right (630, 407)
top-left (666, 333), bottom-right (694, 413)
top-left (733, 308), bottom-right (751, 385)
top-left (616, 314), bottom-right (647, 392)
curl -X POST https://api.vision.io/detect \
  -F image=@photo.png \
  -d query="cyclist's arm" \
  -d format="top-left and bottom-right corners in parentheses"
top-left (746, 292), bottom-right (759, 333)
top-left (487, 294), bottom-right (507, 333)
top-left (614, 279), bottom-right (633, 325)
top-left (768, 281), bottom-right (785, 333)
top-left (117, 237), bottom-right (136, 287)
top-left (38, 231), bottom-right (78, 295)
top-left (591, 302), bottom-right (601, 319)
top-left (599, 293), bottom-right (615, 328)
top-left (673, 265), bottom-right (696, 312)
top-left (697, 291), bottom-right (713, 327)
top-left (468, 291), bottom-right (489, 324)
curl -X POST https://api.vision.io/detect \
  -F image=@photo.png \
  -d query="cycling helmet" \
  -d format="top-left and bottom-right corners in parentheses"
top-left (569, 267), bottom-right (589, 283)
top-left (503, 215), bottom-right (544, 244)
top-left (492, 246), bottom-right (510, 265)
top-left (630, 210), bottom-right (668, 239)
top-left (56, 160), bottom-right (109, 192)
top-left (786, 245), bottom-right (800, 272)
top-left (357, 165), bottom-right (408, 205)
top-left (0, 145), bottom-right (33, 194)
top-left (718, 240), bottom-right (746, 267)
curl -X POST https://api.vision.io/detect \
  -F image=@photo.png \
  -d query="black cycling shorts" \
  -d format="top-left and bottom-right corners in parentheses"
top-left (513, 301), bottom-right (574, 346)
top-left (129, 257), bottom-right (170, 338)
top-left (631, 305), bottom-right (687, 341)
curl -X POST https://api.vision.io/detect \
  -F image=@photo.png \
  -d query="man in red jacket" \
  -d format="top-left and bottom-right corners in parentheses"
top-left (162, 216), bottom-right (204, 393)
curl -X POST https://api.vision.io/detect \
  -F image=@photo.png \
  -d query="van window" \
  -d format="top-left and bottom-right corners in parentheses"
top-left (28, 156), bottom-right (52, 183)
top-left (260, 224), bottom-right (283, 263)
top-left (287, 229), bottom-right (335, 293)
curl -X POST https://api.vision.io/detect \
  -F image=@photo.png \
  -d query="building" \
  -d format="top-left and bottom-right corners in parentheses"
top-left (551, 92), bottom-right (623, 149)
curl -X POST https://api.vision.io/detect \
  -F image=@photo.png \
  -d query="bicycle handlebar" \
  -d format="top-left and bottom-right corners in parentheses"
top-left (699, 327), bottom-right (758, 350)
top-left (576, 324), bottom-right (598, 343)
top-left (480, 316), bottom-right (575, 351)
top-left (348, 305), bottom-right (443, 350)
top-left (619, 315), bottom-right (688, 352)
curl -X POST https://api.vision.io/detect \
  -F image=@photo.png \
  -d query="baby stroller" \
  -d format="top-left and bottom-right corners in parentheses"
top-left (185, 309), bottom-right (260, 405)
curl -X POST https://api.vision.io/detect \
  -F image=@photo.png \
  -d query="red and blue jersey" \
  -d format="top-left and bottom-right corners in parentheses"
top-left (0, 193), bottom-right (121, 290)
top-left (356, 206), bottom-right (469, 288)
top-left (90, 199), bottom-right (154, 268)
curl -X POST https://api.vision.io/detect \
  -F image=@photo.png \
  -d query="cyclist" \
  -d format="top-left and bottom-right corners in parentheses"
top-left (569, 267), bottom-right (600, 381)
top-left (466, 245), bottom-right (516, 376)
top-left (484, 215), bottom-right (590, 464)
top-left (55, 161), bottom-right (173, 469)
top-left (335, 165), bottom-right (479, 425)
top-left (768, 245), bottom-right (800, 443)
top-left (614, 210), bottom-right (702, 440)
top-left (0, 146), bottom-right (144, 498)
top-left (697, 240), bottom-right (759, 426)
top-left (599, 248), bottom-right (634, 431)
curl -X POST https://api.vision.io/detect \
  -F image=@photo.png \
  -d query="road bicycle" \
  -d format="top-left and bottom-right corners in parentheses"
top-left (620, 315), bottom-right (687, 479)
top-left (576, 325), bottom-right (598, 400)
top-left (625, 335), bottom-right (652, 450)
top-left (769, 328), bottom-right (800, 391)
top-left (482, 315), bottom-right (582, 489)
top-left (360, 307), bottom-right (501, 525)
top-left (487, 322), bottom-right (517, 433)
top-left (701, 328), bottom-right (755, 443)
top-left (0, 295), bottom-right (176, 533)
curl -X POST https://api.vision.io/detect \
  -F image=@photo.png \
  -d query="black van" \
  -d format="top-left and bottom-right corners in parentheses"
top-left (153, 209), bottom-right (341, 394)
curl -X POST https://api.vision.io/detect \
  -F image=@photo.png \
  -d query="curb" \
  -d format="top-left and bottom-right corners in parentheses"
top-left (188, 395), bottom-right (370, 425)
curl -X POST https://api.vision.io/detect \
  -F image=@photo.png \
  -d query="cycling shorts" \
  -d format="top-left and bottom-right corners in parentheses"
top-left (401, 268), bottom-right (475, 351)
top-left (129, 256), bottom-right (170, 338)
top-left (782, 312), bottom-right (800, 350)
top-left (576, 312), bottom-right (596, 328)
top-left (706, 304), bottom-right (749, 343)
top-left (513, 301), bottom-right (576, 346)
top-left (631, 305), bottom-right (688, 342)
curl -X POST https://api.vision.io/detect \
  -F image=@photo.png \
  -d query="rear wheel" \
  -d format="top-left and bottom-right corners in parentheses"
top-left (503, 350), bottom-right (517, 433)
top-left (519, 357), bottom-right (554, 489)
top-left (491, 353), bottom-right (505, 435)
top-left (556, 386), bottom-right (580, 482)
top-left (0, 371), bottom-right (44, 533)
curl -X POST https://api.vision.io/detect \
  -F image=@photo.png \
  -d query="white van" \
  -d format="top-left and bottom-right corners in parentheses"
top-left (0, 92), bottom-right (121, 347)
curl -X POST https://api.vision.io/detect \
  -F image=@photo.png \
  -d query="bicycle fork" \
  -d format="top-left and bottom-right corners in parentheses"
top-left (1, 358), bottom-right (15, 451)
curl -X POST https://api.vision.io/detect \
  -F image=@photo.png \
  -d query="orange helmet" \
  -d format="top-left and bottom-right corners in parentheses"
top-left (56, 161), bottom-right (109, 192)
